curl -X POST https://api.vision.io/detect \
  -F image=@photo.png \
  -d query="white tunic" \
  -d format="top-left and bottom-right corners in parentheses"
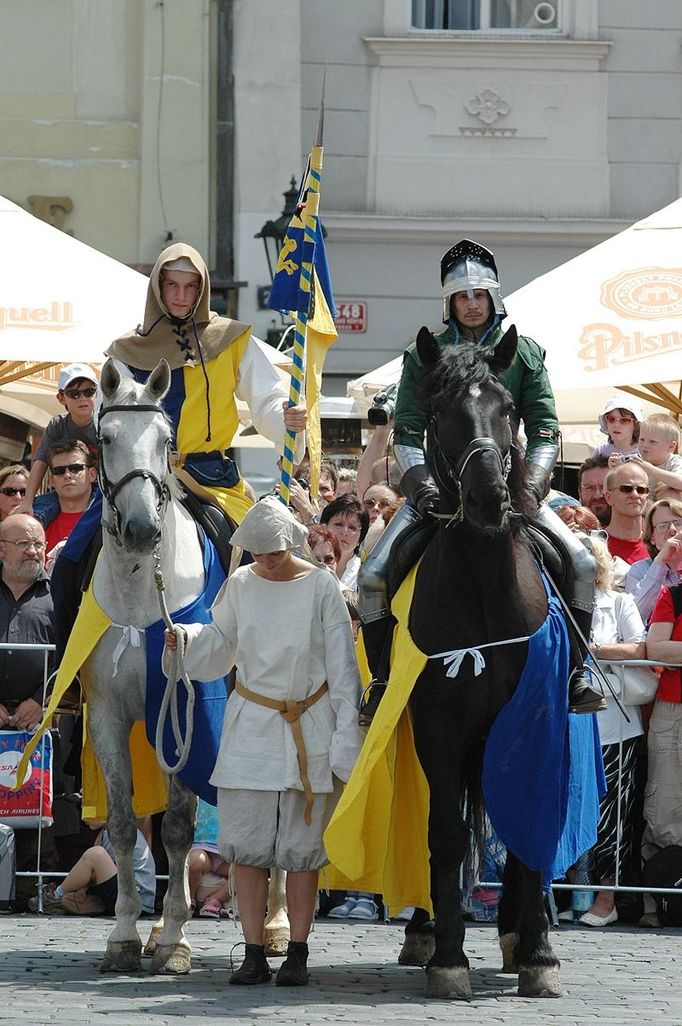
top-left (179, 565), bottom-right (363, 793)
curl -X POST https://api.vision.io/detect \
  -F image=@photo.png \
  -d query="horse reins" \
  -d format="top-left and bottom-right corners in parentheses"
top-left (97, 400), bottom-right (196, 775)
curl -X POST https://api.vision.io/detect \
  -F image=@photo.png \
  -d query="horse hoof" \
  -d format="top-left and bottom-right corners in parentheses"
top-left (499, 932), bottom-right (519, 973)
top-left (398, 932), bottom-right (436, 966)
top-left (150, 941), bottom-right (192, 975)
top-left (100, 940), bottom-right (143, 973)
top-left (143, 921), bottom-right (164, 957)
top-left (264, 925), bottom-right (290, 956)
top-left (517, 965), bottom-right (562, 998)
top-left (425, 966), bottom-right (472, 1000)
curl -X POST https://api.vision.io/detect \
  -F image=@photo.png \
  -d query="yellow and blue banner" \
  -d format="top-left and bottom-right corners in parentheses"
top-left (268, 113), bottom-right (337, 503)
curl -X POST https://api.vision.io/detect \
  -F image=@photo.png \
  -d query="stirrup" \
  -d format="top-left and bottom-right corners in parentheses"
top-left (568, 667), bottom-right (607, 714)
top-left (358, 680), bottom-right (387, 728)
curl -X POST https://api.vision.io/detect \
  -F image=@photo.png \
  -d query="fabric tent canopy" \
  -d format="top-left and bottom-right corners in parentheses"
top-left (0, 195), bottom-right (148, 384)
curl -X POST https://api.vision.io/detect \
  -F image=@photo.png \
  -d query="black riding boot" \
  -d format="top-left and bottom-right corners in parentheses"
top-left (276, 940), bottom-right (309, 986)
top-left (568, 606), bottom-right (607, 714)
top-left (358, 616), bottom-right (394, 727)
top-left (229, 944), bottom-right (272, 985)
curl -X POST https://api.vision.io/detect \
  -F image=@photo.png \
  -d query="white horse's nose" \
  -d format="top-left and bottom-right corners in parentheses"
top-left (122, 515), bottom-right (161, 552)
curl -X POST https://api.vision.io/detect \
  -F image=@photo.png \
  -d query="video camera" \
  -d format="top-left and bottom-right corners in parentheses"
top-left (367, 382), bottom-right (398, 426)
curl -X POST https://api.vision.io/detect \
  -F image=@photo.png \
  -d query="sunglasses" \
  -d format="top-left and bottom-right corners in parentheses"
top-left (605, 414), bottom-right (635, 424)
top-left (63, 386), bottom-right (97, 400)
top-left (616, 484), bottom-right (649, 495)
top-left (0, 486), bottom-right (26, 497)
top-left (51, 463), bottom-right (88, 476)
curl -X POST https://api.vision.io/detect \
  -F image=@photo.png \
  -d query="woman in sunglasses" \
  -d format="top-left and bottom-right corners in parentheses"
top-left (0, 464), bottom-right (29, 521)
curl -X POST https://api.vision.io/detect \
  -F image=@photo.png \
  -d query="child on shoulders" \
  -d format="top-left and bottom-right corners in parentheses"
top-left (593, 396), bottom-right (642, 460)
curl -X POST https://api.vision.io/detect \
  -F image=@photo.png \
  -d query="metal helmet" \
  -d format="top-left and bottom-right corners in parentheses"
top-left (440, 239), bottom-right (506, 323)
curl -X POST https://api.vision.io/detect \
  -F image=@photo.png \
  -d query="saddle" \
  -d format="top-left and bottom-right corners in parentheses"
top-left (386, 516), bottom-right (438, 604)
top-left (80, 492), bottom-right (235, 597)
top-left (522, 519), bottom-right (571, 597)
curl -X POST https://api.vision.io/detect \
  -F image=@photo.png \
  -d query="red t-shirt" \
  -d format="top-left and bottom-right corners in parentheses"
top-left (44, 510), bottom-right (84, 553)
top-left (649, 587), bottom-right (682, 703)
top-left (607, 534), bottom-right (649, 565)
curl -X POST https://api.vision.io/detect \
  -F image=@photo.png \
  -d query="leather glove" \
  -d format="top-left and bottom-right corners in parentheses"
top-left (400, 464), bottom-right (440, 517)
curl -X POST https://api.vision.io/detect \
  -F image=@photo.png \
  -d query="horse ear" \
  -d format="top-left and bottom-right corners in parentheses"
top-left (100, 358), bottom-right (121, 399)
top-left (145, 359), bottom-right (171, 402)
top-left (489, 324), bottom-right (518, 374)
top-left (416, 326), bottom-right (441, 367)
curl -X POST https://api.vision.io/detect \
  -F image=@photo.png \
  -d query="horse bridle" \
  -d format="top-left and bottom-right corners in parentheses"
top-left (427, 417), bottom-right (512, 497)
top-left (97, 403), bottom-right (172, 544)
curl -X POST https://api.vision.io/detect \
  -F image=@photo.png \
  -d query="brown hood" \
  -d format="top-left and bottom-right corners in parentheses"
top-left (107, 243), bottom-right (251, 371)
top-left (146, 242), bottom-right (211, 327)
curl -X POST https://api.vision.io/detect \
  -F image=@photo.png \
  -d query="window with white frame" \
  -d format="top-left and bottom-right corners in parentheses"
top-left (412, 0), bottom-right (559, 30)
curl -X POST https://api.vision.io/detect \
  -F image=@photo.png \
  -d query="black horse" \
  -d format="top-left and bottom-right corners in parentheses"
top-left (399, 325), bottom-right (563, 999)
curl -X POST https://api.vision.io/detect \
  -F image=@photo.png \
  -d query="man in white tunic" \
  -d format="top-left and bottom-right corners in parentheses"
top-left (165, 497), bottom-right (363, 986)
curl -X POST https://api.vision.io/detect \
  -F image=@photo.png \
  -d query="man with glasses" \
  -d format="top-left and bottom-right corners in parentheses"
top-left (0, 515), bottom-right (53, 731)
top-left (17, 363), bottom-right (98, 516)
top-left (603, 462), bottom-right (650, 564)
top-left (578, 455), bottom-right (610, 525)
top-left (0, 513), bottom-right (60, 907)
top-left (34, 441), bottom-right (98, 574)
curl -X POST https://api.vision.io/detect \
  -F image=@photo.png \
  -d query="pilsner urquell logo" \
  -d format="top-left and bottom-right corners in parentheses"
top-left (578, 267), bottom-right (682, 372)
top-left (0, 302), bottom-right (74, 331)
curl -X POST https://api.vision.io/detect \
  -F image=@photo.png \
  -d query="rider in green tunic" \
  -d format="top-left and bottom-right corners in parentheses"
top-left (357, 239), bottom-right (605, 723)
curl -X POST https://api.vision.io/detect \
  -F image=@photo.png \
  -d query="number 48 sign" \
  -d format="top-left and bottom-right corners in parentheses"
top-left (335, 301), bottom-right (367, 333)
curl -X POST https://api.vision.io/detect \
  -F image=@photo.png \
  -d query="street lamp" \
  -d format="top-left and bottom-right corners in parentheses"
top-left (255, 177), bottom-right (299, 286)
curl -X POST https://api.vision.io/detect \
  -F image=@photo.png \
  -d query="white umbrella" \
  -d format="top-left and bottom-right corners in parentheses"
top-left (0, 195), bottom-right (148, 377)
top-left (505, 197), bottom-right (682, 414)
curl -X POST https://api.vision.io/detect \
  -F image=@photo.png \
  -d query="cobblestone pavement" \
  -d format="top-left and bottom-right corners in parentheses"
top-left (1, 914), bottom-right (680, 1026)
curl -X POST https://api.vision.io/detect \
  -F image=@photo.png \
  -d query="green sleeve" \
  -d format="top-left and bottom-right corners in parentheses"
top-left (393, 344), bottom-right (428, 452)
top-left (511, 337), bottom-right (559, 456)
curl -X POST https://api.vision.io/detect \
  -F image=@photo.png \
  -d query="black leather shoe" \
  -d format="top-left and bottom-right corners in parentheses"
top-left (276, 941), bottom-right (309, 986)
top-left (229, 944), bottom-right (272, 985)
top-left (568, 671), bottom-right (607, 714)
top-left (358, 681), bottom-right (387, 728)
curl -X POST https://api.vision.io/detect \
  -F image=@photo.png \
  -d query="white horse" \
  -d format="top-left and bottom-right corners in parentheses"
top-left (80, 357), bottom-right (204, 973)
top-left (81, 357), bottom-right (288, 974)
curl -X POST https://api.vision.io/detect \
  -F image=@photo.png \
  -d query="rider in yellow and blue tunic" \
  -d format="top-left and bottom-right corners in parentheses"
top-left (52, 243), bottom-right (306, 652)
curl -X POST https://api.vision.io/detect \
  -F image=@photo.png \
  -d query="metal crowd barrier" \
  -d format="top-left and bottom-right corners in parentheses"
top-left (476, 656), bottom-right (682, 916)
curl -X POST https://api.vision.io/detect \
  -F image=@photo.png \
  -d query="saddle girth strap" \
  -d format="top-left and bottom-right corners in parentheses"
top-left (234, 680), bottom-right (329, 825)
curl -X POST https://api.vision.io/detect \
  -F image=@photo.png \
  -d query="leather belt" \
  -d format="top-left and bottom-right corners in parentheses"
top-left (235, 679), bottom-right (329, 825)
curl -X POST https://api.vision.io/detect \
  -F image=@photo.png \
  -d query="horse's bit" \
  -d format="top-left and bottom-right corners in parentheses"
top-left (427, 418), bottom-right (512, 500)
top-left (97, 403), bottom-right (172, 544)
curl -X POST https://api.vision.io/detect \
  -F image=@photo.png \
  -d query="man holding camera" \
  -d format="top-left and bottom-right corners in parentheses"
top-left (357, 238), bottom-right (604, 724)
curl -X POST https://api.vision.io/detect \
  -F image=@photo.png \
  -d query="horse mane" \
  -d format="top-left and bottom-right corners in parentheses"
top-left (422, 341), bottom-right (538, 520)
top-left (423, 341), bottom-right (494, 410)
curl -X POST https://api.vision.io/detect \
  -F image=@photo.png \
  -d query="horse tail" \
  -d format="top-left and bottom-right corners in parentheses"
top-left (460, 737), bottom-right (487, 884)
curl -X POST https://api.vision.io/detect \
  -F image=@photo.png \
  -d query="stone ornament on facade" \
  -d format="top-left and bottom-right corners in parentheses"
top-left (461, 87), bottom-right (516, 138)
top-left (27, 196), bottom-right (74, 236)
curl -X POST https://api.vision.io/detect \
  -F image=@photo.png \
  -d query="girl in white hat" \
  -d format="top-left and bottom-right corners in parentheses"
top-left (592, 395), bottom-right (643, 460)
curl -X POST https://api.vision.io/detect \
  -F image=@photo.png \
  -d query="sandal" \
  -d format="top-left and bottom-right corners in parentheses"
top-left (200, 896), bottom-right (222, 918)
top-left (327, 896), bottom-right (358, 918)
top-left (348, 897), bottom-right (379, 921)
